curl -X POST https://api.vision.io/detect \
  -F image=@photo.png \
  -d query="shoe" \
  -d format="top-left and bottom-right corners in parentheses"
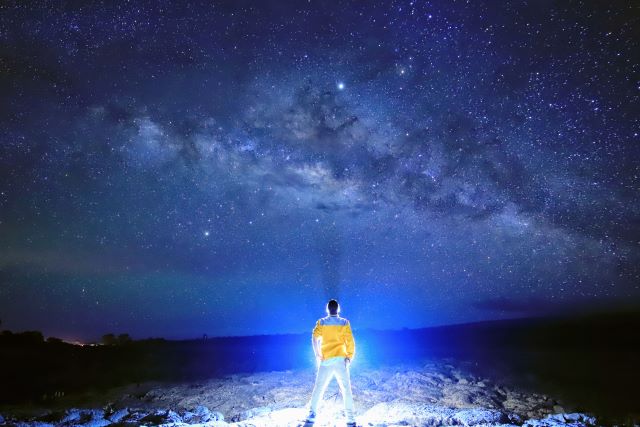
top-left (346, 422), bottom-right (357, 427)
top-left (305, 411), bottom-right (316, 423)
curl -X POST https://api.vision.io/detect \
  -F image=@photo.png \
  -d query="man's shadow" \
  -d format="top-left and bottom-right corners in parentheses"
top-left (300, 422), bottom-right (314, 427)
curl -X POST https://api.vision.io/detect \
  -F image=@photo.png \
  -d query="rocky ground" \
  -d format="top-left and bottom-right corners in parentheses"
top-left (0, 360), bottom-right (603, 426)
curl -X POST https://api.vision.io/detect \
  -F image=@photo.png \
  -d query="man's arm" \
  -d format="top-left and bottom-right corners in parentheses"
top-left (312, 336), bottom-right (322, 362)
top-left (311, 320), bottom-right (323, 363)
top-left (344, 321), bottom-right (355, 363)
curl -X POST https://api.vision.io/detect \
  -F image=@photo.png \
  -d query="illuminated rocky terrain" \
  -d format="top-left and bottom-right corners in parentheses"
top-left (0, 361), bottom-right (597, 426)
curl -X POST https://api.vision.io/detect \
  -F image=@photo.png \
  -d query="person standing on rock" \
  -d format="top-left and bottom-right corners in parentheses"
top-left (305, 299), bottom-right (356, 426)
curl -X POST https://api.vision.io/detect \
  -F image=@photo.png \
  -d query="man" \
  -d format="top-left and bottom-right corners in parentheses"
top-left (305, 299), bottom-right (356, 426)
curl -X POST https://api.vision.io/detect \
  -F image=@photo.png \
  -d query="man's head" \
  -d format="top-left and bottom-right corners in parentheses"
top-left (326, 299), bottom-right (340, 315)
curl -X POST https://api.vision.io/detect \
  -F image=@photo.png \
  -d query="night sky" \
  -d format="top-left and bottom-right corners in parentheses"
top-left (1, 0), bottom-right (639, 340)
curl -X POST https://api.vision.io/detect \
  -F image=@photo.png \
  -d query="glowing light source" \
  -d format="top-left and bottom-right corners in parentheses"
top-left (337, 82), bottom-right (345, 90)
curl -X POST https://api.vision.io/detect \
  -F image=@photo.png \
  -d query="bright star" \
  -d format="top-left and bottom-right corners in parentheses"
top-left (337, 82), bottom-right (345, 90)
top-left (204, 231), bottom-right (210, 237)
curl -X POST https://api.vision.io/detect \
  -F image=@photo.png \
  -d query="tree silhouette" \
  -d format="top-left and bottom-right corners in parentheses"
top-left (101, 333), bottom-right (117, 345)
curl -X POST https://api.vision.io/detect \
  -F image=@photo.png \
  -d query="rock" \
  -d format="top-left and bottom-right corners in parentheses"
top-left (548, 413), bottom-right (597, 425)
top-left (116, 408), bottom-right (150, 423)
top-left (523, 412), bottom-right (597, 427)
top-left (21, 422), bottom-right (56, 427)
top-left (553, 405), bottom-right (565, 413)
top-left (61, 409), bottom-right (82, 424)
top-left (181, 411), bottom-right (197, 424)
top-left (562, 413), bottom-right (596, 423)
top-left (182, 405), bottom-right (224, 423)
top-left (165, 409), bottom-right (183, 424)
top-left (107, 408), bottom-right (129, 423)
top-left (508, 413), bottom-right (524, 424)
top-left (61, 409), bottom-right (110, 427)
top-left (34, 410), bottom-right (67, 424)
top-left (233, 407), bottom-right (303, 427)
top-left (0, 414), bottom-right (4, 424)
top-left (139, 409), bottom-right (182, 425)
top-left (232, 406), bottom-right (272, 422)
top-left (360, 402), bottom-right (457, 426)
top-left (451, 408), bottom-right (509, 425)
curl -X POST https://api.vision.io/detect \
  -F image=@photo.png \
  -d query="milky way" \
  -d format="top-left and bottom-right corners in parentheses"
top-left (0, 0), bottom-right (638, 339)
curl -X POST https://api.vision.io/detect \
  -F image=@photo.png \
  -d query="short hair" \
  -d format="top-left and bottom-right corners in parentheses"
top-left (327, 299), bottom-right (339, 315)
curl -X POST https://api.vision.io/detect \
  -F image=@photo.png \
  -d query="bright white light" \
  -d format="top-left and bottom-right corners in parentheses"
top-left (204, 231), bottom-right (210, 237)
top-left (337, 82), bottom-right (345, 90)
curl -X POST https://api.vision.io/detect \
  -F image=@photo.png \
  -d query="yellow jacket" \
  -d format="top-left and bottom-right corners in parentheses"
top-left (312, 315), bottom-right (355, 360)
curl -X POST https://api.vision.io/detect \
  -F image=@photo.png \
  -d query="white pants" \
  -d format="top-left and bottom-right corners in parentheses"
top-left (309, 358), bottom-right (355, 422)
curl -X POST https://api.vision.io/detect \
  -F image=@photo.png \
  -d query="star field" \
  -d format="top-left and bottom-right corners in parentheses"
top-left (0, 0), bottom-right (638, 339)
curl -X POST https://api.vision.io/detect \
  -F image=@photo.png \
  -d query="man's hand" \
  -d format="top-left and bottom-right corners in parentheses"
top-left (315, 354), bottom-right (323, 366)
top-left (344, 357), bottom-right (351, 367)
